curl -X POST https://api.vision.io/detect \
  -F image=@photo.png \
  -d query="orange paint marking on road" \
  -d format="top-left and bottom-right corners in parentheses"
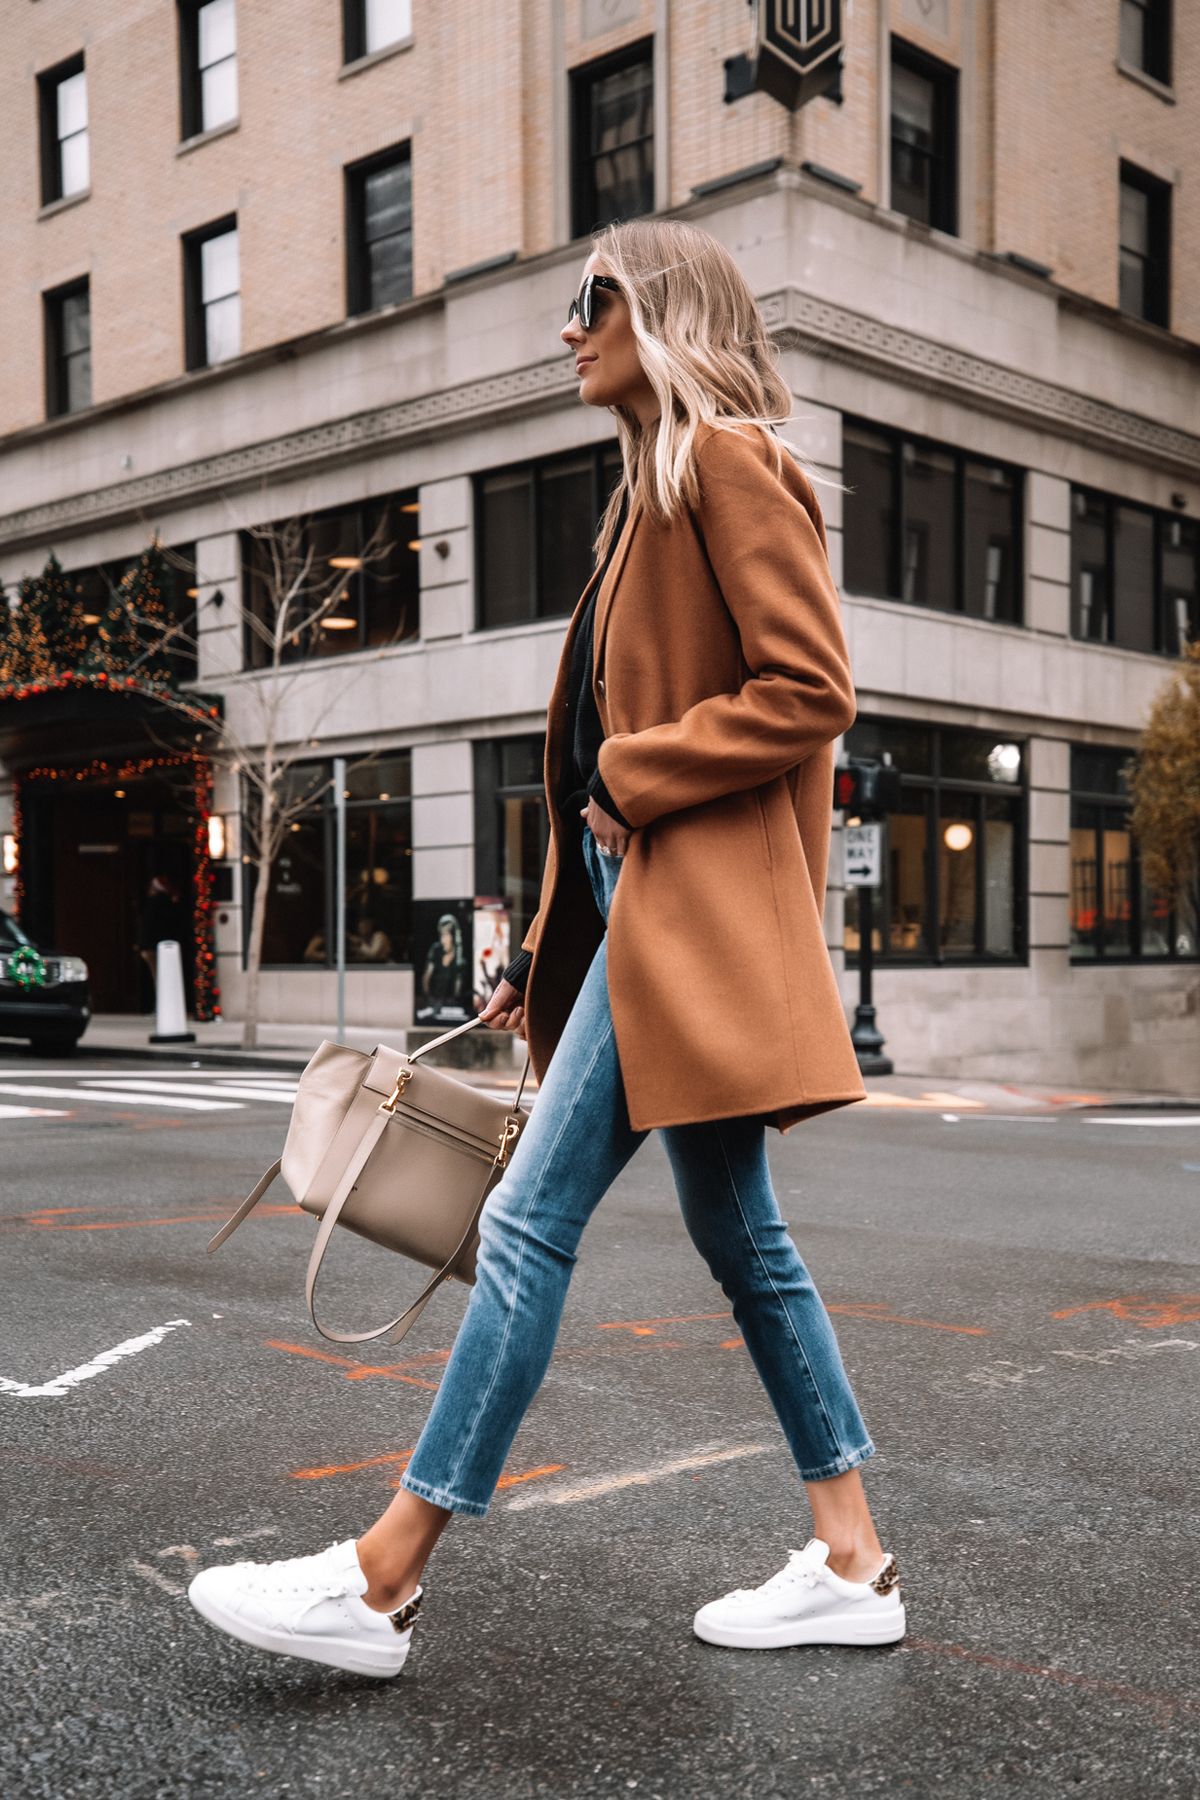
top-left (598, 1312), bottom-right (732, 1336)
top-left (265, 1340), bottom-right (443, 1389)
top-left (906, 1636), bottom-right (1198, 1720)
top-left (826, 1303), bottom-right (986, 1335)
top-left (16, 1204), bottom-right (301, 1233)
top-left (495, 1464), bottom-right (565, 1489)
top-left (1052, 1294), bottom-right (1200, 1330)
top-left (720, 1338), bottom-right (744, 1350)
top-left (291, 1449), bottom-right (415, 1481)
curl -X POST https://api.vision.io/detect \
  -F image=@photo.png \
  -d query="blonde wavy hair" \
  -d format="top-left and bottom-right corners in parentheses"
top-left (589, 218), bottom-right (793, 556)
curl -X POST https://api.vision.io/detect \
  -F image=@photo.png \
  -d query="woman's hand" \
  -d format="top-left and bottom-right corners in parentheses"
top-left (581, 796), bottom-right (631, 857)
top-left (479, 977), bottom-right (526, 1040)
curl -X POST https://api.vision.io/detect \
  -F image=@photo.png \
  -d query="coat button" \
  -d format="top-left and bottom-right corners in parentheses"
top-left (597, 678), bottom-right (606, 694)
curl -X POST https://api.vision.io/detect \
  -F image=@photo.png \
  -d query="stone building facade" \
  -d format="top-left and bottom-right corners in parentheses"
top-left (1, 0), bottom-right (1198, 1087)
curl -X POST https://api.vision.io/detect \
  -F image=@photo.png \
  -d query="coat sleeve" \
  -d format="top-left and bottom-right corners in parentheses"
top-left (595, 429), bottom-right (856, 831)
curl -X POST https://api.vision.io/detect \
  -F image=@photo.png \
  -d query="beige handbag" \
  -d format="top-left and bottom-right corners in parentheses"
top-left (207, 1020), bottom-right (531, 1346)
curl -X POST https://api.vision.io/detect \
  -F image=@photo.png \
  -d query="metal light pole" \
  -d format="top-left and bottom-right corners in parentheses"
top-left (333, 756), bottom-right (346, 1046)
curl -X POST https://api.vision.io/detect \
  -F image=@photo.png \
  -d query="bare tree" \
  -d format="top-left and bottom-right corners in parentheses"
top-left (151, 508), bottom-right (400, 1048)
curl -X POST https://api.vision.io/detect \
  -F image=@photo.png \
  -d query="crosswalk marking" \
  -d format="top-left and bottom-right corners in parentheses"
top-left (0, 1083), bottom-right (239, 1112)
top-left (82, 1078), bottom-right (298, 1104)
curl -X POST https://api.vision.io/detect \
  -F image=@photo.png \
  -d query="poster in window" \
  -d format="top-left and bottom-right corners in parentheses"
top-left (412, 898), bottom-right (474, 1025)
top-left (472, 897), bottom-right (510, 1012)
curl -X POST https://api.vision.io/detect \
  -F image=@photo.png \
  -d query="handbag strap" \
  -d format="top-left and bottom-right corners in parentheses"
top-left (410, 1014), bottom-right (532, 1108)
top-left (300, 1104), bottom-right (516, 1347)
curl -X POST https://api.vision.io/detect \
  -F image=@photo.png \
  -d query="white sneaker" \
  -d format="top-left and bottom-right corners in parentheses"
top-left (187, 1539), bottom-right (421, 1678)
top-left (693, 1538), bottom-right (904, 1649)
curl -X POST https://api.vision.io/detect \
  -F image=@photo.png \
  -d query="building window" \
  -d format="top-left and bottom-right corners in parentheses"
top-left (343, 0), bottom-right (412, 62)
top-left (842, 420), bottom-right (1021, 623)
top-left (571, 41), bottom-right (654, 239)
top-left (1119, 0), bottom-right (1171, 84)
top-left (345, 145), bottom-right (412, 316)
top-left (476, 443), bottom-right (622, 630)
top-left (1070, 746), bottom-right (1196, 961)
top-left (66, 546), bottom-right (199, 681)
top-left (473, 735), bottom-right (549, 957)
top-left (889, 39), bottom-right (957, 234)
top-left (183, 218), bottom-right (240, 369)
top-left (44, 280), bottom-right (92, 417)
top-left (1070, 487), bottom-right (1196, 655)
top-left (255, 756), bottom-right (413, 968)
top-left (243, 492), bottom-right (420, 667)
top-left (38, 56), bottom-right (88, 204)
top-left (842, 719), bottom-right (1026, 966)
top-left (1118, 163), bottom-right (1170, 327)
top-left (179, 0), bottom-right (238, 139)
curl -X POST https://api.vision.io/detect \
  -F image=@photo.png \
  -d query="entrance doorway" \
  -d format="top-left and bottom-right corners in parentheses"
top-left (27, 773), bottom-right (199, 1014)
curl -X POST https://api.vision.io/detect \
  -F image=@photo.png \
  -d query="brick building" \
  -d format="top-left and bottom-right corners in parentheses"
top-left (1, 0), bottom-right (1198, 1086)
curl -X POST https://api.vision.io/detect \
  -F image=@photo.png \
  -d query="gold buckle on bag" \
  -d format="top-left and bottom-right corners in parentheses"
top-left (378, 1067), bottom-right (413, 1115)
top-left (496, 1120), bottom-right (520, 1167)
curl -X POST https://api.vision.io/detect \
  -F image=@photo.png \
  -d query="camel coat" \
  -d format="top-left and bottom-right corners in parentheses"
top-left (521, 424), bottom-right (866, 1133)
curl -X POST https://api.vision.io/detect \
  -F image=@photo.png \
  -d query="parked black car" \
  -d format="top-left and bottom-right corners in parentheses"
top-left (0, 910), bottom-right (91, 1055)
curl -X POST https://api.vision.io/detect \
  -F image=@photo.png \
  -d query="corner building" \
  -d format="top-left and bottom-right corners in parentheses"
top-left (1, 0), bottom-right (1198, 1089)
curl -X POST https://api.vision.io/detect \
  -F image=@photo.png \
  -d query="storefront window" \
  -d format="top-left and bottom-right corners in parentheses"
top-left (255, 754), bottom-right (412, 966)
top-left (1069, 747), bottom-right (1197, 961)
top-left (842, 719), bottom-right (1025, 966)
top-left (473, 735), bottom-right (549, 955)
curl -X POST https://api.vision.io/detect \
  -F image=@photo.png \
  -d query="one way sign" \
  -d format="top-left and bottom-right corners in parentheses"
top-left (844, 823), bottom-right (882, 887)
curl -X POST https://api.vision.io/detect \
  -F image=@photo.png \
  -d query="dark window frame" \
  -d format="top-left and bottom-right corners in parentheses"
top-left (43, 277), bottom-right (92, 418)
top-left (177, 0), bottom-right (237, 140)
top-left (345, 141), bottom-right (413, 318)
top-left (1069, 746), bottom-right (1198, 963)
top-left (842, 417), bottom-right (1024, 624)
top-left (843, 718), bottom-right (1028, 970)
top-left (1118, 161), bottom-right (1171, 328)
top-left (37, 52), bottom-right (86, 206)
top-left (243, 755), bottom-right (415, 971)
top-left (241, 491), bottom-right (421, 669)
top-left (182, 212), bottom-right (238, 371)
top-left (473, 734), bottom-right (550, 957)
top-left (474, 441), bottom-right (622, 631)
top-left (1069, 485), bottom-right (1196, 656)
top-left (1119, 0), bottom-right (1172, 84)
top-left (889, 36), bottom-right (958, 236)
top-left (570, 37), bottom-right (655, 240)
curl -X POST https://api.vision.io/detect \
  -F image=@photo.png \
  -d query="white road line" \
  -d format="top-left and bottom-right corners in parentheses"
top-left (0, 1319), bottom-right (191, 1399)
top-left (82, 1078), bottom-right (297, 1104)
top-left (0, 1103), bottom-right (69, 1119)
top-left (1085, 1115), bottom-right (1200, 1127)
top-left (0, 1083), bottom-right (240, 1111)
top-left (506, 1442), bottom-right (770, 1511)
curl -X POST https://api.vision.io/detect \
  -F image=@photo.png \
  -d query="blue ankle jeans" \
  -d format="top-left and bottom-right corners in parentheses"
top-left (400, 831), bottom-right (874, 1517)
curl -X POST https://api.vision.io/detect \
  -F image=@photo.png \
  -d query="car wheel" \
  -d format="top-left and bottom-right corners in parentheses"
top-left (30, 1035), bottom-right (78, 1058)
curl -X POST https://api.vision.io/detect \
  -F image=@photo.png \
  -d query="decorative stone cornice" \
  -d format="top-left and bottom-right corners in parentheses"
top-left (761, 287), bottom-right (1200, 478)
top-left (0, 355), bottom-right (579, 554)
top-left (1, 284), bottom-right (1197, 555)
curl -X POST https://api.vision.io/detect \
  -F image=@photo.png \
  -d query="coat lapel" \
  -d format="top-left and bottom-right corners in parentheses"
top-left (592, 505), bottom-right (638, 676)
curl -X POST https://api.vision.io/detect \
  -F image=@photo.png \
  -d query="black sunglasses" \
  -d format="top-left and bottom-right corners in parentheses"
top-left (567, 274), bottom-right (621, 329)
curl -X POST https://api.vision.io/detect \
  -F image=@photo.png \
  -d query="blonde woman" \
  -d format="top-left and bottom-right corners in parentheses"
top-left (189, 219), bottom-right (902, 1677)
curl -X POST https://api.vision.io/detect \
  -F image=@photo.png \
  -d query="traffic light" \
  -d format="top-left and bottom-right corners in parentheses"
top-left (833, 759), bottom-right (903, 819)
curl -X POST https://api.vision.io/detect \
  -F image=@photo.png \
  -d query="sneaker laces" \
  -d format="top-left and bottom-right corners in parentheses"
top-left (239, 1546), bottom-right (354, 1602)
top-left (732, 1545), bottom-right (828, 1601)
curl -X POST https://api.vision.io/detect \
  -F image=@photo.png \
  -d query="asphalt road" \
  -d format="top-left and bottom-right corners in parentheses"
top-left (2, 1049), bottom-right (1200, 1798)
